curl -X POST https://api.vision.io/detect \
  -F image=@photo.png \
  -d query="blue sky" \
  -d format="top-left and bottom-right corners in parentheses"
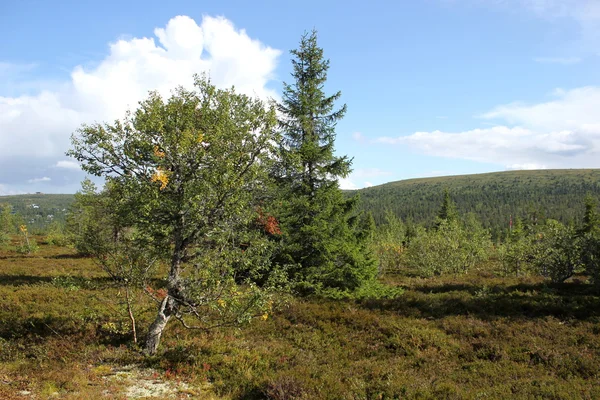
top-left (1, 0), bottom-right (600, 194)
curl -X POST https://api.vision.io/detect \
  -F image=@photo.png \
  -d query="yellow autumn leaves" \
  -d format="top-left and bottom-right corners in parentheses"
top-left (153, 145), bottom-right (165, 158)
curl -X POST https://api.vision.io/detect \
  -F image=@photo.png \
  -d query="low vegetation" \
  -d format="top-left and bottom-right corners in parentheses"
top-left (1, 240), bottom-right (600, 399)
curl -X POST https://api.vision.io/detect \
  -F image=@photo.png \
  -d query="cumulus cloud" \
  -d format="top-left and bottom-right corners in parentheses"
top-left (0, 15), bottom-right (280, 193)
top-left (376, 87), bottom-right (600, 170)
top-left (338, 178), bottom-right (358, 190)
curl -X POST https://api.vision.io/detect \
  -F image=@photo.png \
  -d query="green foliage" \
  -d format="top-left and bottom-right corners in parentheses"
top-left (45, 221), bottom-right (69, 247)
top-left (580, 194), bottom-right (599, 236)
top-left (372, 210), bottom-right (406, 274)
top-left (578, 195), bottom-right (600, 286)
top-left (580, 232), bottom-right (600, 286)
top-left (273, 30), bottom-right (377, 293)
top-left (0, 194), bottom-right (72, 233)
top-left (66, 178), bottom-right (113, 256)
top-left (3, 239), bottom-right (600, 398)
top-left (68, 75), bottom-right (280, 354)
top-left (532, 219), bottom-right (582, 283)
top-left (404, 217), bottom-right (492, 277)
top-left (436, 188), bottom-right (458, 225)
top-left (498, 225), bottom-right (535, 277)
top-left (354, 169), bottom-right (600, 239)
top-left (15, 225), bottom-right (39, 254)
top-left (0, 204), bottom-right (14, 246)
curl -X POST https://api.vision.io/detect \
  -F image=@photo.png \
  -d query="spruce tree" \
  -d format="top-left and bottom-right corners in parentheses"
top-left (436, 189), bottom-right (458, 227)
top-left (273, 30), bottom-right (376, 292)
top-left (581, 194), bottom-right (599, 235)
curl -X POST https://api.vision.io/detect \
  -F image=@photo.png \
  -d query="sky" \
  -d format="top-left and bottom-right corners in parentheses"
top-left (1, 0), bottom-right (600, 194)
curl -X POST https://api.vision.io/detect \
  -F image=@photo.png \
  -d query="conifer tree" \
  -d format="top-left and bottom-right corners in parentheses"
top-left (273, 30), bottom-right (376, 292)
top-left (581, 194), bottom-right (599, 235)
top-left (436, 189), bottom-right (458, 227)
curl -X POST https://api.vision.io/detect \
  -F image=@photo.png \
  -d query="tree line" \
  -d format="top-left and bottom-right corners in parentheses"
top-left (354, 169), bottom-right (600, 239)
top-left (371, 189), bottom-right (600, 286)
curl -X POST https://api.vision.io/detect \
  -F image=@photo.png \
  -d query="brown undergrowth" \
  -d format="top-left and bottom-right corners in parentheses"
top-left (1, 241), bottom-right (599, 399)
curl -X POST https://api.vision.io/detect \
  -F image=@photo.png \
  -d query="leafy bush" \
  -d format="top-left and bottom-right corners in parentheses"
top-left (498, 218), bottom-right (536, 277)
top-left (16, 224), bottom-right (39, 254)
top-left (0, 231), bottom-right (9, 247)
top-left (532, 219), bottom-right (581, 283)
top-left (372, 210), bottom-right (406, 274)
top-left (403, 217), bottom-right (492, 277)
top-left (580, 232), bottom-right (600, 286)
top-left (46, 221), bottom-right (70, 247)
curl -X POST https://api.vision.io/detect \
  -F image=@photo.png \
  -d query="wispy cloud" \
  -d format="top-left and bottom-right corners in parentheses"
top-left (375, 86), bottom-right (600, 170)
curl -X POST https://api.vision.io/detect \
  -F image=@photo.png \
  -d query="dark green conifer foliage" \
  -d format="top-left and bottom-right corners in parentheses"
top-left (436, 189), bottom-right (458, 226)
top-left (273, 30), bottom-right (376, 292)
top-left (581, 194), bottom-right (599, 235)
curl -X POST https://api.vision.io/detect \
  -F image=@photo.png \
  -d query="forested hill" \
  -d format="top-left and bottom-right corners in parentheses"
top-left (350, 169), bottom-right (600, 239)
top-left (0, 194), bottom-right (74, 232)
top-left (3, 169), bottom-right (600, 238)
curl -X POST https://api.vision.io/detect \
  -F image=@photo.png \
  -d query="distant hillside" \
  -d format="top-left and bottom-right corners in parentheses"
top-left (0, 194), bottom-right (74, 232)
top-left (350, 169), bottom-right (600, 239)
top-left (3, 169), bottom-right (600, 238)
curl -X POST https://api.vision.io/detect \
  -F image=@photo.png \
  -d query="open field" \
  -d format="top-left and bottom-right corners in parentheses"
top-left (1, 240), bottom-right (600, 399)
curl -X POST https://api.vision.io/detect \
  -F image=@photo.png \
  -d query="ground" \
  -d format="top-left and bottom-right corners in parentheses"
top-left (1, 239), bottom-right (599, 399)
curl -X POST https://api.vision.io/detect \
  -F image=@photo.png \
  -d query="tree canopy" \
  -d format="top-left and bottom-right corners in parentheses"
top-left (68, 75), bottom-right (280, 355)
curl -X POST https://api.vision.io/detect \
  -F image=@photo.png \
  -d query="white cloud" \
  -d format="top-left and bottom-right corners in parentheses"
top-left (364, 181), bottom-right (374, 188)
top-left (28, 177), bottom-right (51, 183)
top-left (0, 15), bottom-right (280, 192)
top-left (480, 86), bottom-right (600, 131)
top-left (376, 86), bottom-right (600, 170)
top-left (55, 160), bottom-right (81, 170)
top-left (533, 57), bottom-right (582, 65)
top-left (338, 178), bottom-right (358, 190)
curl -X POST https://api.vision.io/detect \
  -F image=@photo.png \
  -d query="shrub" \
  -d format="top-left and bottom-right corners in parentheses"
top-left (16, 224), bottom-right (39, 255)
top-left (532, 219), bottom-right (581, 283)
top-left (0, 231), bottom-right (9, 247)
top-left (373, 210), bottom-right (406, 274)
top-left (580, 232), bottom-right (600, 286)
top-left (403, 218), bottom-right (491, 277)
top-left (46, 221), bottom-right (70, 247)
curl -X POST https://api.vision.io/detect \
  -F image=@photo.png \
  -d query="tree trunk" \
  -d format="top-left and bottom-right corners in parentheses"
top-left (144, 295), bottom-right (177, 355)
top-left (125, 286), bottom-right (137, 344)
top-left (145, 220), bottom-right (186, 356)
